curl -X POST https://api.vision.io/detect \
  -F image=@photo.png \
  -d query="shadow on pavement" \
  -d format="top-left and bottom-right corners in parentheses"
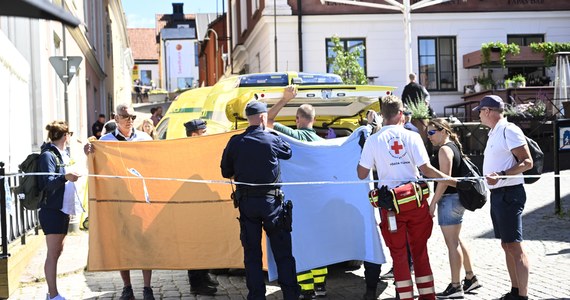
top-left (477, 193), bottom-right (570, 243)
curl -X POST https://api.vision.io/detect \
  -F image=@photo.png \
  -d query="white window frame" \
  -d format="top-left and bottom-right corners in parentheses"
top-left (240, 0), bottom-right (247, 34)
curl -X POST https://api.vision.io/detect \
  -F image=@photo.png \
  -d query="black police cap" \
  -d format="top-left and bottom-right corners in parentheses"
top-left (245, 100), bottom-right (268, 116)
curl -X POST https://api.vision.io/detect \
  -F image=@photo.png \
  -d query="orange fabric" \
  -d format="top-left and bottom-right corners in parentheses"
top-left (87, 131), bottom-right (268, 271)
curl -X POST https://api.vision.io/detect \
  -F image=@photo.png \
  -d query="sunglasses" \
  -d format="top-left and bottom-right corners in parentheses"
top-left (66, 131), bottom-right (74, 136)
top-left (427, 128), bottom-right (443, 136)
top-left (119, 114), bottom-right (137, 121)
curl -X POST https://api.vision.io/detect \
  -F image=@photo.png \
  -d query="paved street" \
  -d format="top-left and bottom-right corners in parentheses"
top-left (12, 171), bottom-right (570, 300)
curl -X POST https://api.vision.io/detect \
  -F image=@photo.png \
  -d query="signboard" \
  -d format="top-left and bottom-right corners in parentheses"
top-left (49, 56), bottom-right (82, 84)
top-left (165, 40), bottom-right (198, 91)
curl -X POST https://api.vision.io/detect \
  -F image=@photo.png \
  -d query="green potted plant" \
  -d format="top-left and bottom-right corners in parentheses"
top-left (477, 75), bottom-right (495, 91)
top-left (407, 100), bottom-right (431, 144)
top-left (509, 74), bottom-right (526, 88)
top-left (481, 42), bottom-right (521, 68)
top-left (526, 101), bottom-right (546, 119)
top-left (530, 42), bottom-right (570, 66)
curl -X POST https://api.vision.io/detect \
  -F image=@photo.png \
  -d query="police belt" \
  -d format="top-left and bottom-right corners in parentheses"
top-left (237, 188), bottom-right (282, 198)
top-left (390, 181), bottom-right (430, 214)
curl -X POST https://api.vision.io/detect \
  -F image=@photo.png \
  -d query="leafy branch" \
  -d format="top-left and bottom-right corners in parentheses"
top-left (481, 42), bottom-right (520, 68)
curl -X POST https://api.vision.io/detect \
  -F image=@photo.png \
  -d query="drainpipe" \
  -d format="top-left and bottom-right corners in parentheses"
top-left (297, 0), bottom-right (303, 72)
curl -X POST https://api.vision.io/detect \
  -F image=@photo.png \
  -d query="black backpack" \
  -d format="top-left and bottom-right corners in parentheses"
top-left (15, 151), bottom-right (60, 210)
top-left (503, 125), bottom-right (544, 184)
top-left (457, 156), bottom-right (488, 211)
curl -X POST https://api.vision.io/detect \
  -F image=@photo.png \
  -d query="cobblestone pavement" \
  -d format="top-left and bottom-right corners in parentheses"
top-left (12, 171), bottom-right (570, 299)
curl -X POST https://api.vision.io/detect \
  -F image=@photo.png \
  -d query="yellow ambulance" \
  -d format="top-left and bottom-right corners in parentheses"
top-left (155, 72), bottom-right (395, 139)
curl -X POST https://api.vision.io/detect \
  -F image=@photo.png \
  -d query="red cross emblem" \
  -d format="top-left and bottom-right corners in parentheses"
top-left (391, 141), bottom-right (404, 154)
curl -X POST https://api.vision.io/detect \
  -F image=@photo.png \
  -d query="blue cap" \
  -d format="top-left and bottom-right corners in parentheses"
top-left (245, 100), bottom-right (268, 116)
top-left (184, 119), bottom-right (207, 132)
top-left (473, 95), bottom-right (505, 111)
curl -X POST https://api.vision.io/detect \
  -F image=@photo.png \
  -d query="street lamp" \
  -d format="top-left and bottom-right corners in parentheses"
top-left (205, 28), bottom-right (219, 83)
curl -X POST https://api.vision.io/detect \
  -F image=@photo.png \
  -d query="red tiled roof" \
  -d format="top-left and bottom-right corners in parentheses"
top-left (128, 28), bottom-right (158, 61)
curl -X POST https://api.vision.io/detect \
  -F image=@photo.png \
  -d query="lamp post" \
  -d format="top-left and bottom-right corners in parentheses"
top-left (206, 28), bottom-right (219, 83)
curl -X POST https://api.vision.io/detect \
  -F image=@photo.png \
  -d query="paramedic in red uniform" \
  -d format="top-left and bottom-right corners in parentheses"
top-left (356, 95), bottom-right (457, 300)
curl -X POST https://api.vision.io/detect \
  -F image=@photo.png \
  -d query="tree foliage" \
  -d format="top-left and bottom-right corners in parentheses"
top-left (329, 35), bottom-right (367, 85)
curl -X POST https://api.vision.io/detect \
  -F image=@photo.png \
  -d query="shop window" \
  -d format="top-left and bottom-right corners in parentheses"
top-left (418, 36), bottom-right (457, 91)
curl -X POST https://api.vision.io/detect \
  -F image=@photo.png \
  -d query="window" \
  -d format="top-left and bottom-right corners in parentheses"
top-left (231, 0), bottom-right (238, 47)
top-left (195, 42), bottom-right (199, 66)
top-left (418, 36), bottom-right (457, 91)
top-left (325, 38), bottom-right (366, 75)
top-left (507, 34), bottom-right (544, 46)
top-left (507, 34), bottom-right (546, 86)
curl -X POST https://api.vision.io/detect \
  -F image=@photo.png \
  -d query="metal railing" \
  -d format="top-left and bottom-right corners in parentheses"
top-left (0, 162), bottom-right (40, 258)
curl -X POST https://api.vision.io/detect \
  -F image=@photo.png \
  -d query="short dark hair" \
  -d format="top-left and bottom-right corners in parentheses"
top-left (150, 107), bottom-right (157, 114)
top-left (98, 114), bottom-right (106, 118)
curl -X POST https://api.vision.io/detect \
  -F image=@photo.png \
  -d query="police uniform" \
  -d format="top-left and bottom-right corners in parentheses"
top-left (220, 101), bottom-right (300, 300)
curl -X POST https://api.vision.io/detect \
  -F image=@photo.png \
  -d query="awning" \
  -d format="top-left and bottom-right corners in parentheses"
top-left (0, 0), bottom-right (80, 27)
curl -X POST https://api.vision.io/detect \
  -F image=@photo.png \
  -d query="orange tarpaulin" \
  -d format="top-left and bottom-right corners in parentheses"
top-left (87, 131), bottom-right (269, 271)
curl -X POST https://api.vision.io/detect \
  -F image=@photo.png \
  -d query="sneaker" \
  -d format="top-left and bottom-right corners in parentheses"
top-left (119, 286), bottom-right (135, 300)
top-left (46, 294), bottom-right (67, 300)
top-left (462, 275), bottom-right (481, 293)
top-left (436, 283), bottom-right (464, 299)
top-left (380, 268), bottom-right (394, 280)
top-left (143, 287), bottom-right (155, 300)
top-left (299, 290), bottom-right (316, 300)
top-left (314, 284), bottom-right (327, 297)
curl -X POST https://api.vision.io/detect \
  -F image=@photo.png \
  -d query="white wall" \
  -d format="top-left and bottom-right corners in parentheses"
top-left (0, 30), bottom-right (31, 172)
top-left (240, 10), bottom-right (570, 115)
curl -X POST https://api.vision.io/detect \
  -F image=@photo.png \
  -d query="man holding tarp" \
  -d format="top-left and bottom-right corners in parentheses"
top-left (85, 103), bottom-right (155, 300)
top-left (357, 95), bottom-right (458, 300)
top-left (267, 85), bottom-right (329, 300)
top-left (221, 100), bottom-right (300, 300)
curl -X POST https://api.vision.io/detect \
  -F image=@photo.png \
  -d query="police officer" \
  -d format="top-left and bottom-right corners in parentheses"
top-left (220, 100), bottom-right (300, 300)
top-left (184, 119), bottom-right (218, 296)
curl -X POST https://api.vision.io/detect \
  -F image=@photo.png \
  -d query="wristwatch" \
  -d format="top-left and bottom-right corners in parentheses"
top-left (500, 170), bottom-right (507, 180)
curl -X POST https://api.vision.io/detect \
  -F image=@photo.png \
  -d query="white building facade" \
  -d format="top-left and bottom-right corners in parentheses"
top-left (227, 0), bottom-right (570, 114)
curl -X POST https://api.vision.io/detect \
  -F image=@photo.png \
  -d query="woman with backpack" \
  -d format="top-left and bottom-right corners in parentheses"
top-left (427, 118), bottom-right (481, 299)
top-left (37, 120), bottom-right (81, 300)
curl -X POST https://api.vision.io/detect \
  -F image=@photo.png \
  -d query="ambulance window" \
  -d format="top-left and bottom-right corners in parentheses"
top-left (156, 117), bottom-right (169, 140)
top-left (238, 73), bottom-right (289, 87)
top-left (298, 73), bottom-right (343, 85)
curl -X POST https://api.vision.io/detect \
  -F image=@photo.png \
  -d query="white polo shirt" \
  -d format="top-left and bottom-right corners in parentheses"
top-left (483, 118), bottom-right (526, 189)
top-left (359, 125), bottom-right (430, 189)
top-left (100, 129), bottom-right (152, 142)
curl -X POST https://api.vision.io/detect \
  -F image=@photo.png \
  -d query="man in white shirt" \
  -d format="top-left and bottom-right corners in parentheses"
top-left (84, 104), bottom-right (154, 300)
top-left (474, 95), bottom-right (532, 300)
top-left (357, 95), bottom-right (456, 300)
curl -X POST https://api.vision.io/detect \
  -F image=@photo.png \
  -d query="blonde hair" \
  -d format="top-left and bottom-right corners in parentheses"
top-left (137, 118), bottom-right (156, 139)
top-left (45, 120), bottom-right (69, 142)
top-left (380, 95), bottom-right (404, 120)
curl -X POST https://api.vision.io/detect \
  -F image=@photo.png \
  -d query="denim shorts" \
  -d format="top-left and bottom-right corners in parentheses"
top-left (437, 193), bottom-right (465, 226)
top-left (490, 184), bottom-right (526, 243)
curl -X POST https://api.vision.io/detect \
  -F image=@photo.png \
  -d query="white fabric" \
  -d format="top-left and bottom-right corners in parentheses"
top-left (266, 127), bottom-right (386, 281)
top-left (483, 118), bottom-right (526, 189)
top-left (359, 125), bottom-right (429, 189)
top-left (57, 149), bottom-right (83, 215)
top-left (100, 129), bottom-right (152, 141)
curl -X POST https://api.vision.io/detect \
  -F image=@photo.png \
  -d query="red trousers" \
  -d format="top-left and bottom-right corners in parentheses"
top-left (380, 202), bottom-right (435, 300)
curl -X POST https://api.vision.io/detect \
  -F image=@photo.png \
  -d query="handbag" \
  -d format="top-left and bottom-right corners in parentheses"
top-left (457, 156), bottom-right (488, 211)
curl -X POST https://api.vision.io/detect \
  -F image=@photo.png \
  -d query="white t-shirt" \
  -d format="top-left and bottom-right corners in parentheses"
top-left (359, 125), bottom-right (430, 189)
top-left (483, 118), bottom-right (526, 189)
top-left (100, 128), bottom-right (152, 141)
